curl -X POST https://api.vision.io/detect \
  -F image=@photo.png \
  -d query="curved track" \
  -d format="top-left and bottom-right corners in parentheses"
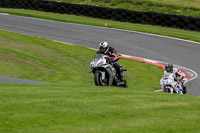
top-left (0, 14), bottom-right (199, 95)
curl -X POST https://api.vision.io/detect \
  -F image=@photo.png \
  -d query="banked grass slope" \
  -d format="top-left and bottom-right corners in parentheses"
top-left (50, 0), bottom-right (200, 17)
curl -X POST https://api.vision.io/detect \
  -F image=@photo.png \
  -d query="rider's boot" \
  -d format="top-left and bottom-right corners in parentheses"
top-left (180, 89), bottom-right (183, 95)
top-left (118, 74), bottom-right (125, 85)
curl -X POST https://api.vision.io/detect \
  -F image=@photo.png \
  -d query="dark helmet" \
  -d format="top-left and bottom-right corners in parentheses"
top-left (99, 41), bottom-right (109, 54)
top-left (165, 63), bottom-right (173, 72)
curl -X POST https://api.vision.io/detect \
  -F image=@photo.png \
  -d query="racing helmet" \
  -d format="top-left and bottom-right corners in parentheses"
top-left (165, 63), bottom-right (173, 72)
top-left (99, 41), bottom-right (109, 54)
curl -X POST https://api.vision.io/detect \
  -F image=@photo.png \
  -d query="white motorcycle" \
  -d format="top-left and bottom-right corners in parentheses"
top-left (90, 54), bottom-right (128, 87)
top-left (160, 73), bottom-right (187, 94)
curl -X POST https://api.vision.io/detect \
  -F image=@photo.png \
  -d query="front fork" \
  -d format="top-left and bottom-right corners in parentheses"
top-left (101, 71), bottom-right (106, 81)
top-left (170, 87), bottom-right (173, 94)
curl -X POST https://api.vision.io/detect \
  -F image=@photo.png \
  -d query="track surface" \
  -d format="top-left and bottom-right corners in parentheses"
top-left (0, 14), bottom-right (199, 95)
top-left (0, 76), bottom-right (56, 85)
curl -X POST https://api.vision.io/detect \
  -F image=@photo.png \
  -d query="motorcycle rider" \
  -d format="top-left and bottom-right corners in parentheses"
top-left (96, 41), bottom-right (125, 84)
top-left (161, 63), bottom-right (184, 90)
top-left (164, 63), bottom-right (183, 81)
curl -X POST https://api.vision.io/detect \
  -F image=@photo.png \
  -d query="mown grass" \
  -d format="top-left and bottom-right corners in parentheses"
top-left (1, 8), bottom-right (200, 43)
top-left (0, 83), bottom-right (200, 133)
top-left (50, 0), bottom-right (200, 17)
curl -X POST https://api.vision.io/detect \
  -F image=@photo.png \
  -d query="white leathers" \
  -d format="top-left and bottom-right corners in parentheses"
top-left (160, 67), bottom-right (184, 94)
top-left (163, 68), bottom-right (181, 81)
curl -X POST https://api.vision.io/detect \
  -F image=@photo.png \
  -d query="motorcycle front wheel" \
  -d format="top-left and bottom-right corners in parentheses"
top-left (164, 87), bottom-right (170, 93)
top-left (94, 72), bottom-right (108, 86)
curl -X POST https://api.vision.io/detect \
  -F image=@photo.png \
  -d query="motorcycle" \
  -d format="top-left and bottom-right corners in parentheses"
top-left (90, 53), bottom-right (128, 88)
top-left (160, 73), bottom-right (187, 94)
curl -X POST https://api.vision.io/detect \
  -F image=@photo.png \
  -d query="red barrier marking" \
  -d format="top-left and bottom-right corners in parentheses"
top-left (179, 68), bottom-right (190, 72)
top-left (120, 56), bottom-right (194, 80)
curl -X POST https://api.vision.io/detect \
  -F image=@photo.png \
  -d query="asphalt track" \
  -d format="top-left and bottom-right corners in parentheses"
top-left (0, 14), bottom-right (199, 95)
top-left (0, 76), bottom-right (56, 85)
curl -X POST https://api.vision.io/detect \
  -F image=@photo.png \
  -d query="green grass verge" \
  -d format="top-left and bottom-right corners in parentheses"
top-left (0, 8), bottom-right (200, 43)
top-left (50, 0), bottom-right (200, 17)
top-left (0, 84), bottom-right (200, 133)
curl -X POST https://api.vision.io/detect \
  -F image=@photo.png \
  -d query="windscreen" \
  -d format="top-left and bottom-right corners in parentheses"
top-left (94, 54), bottom-right (104, 60)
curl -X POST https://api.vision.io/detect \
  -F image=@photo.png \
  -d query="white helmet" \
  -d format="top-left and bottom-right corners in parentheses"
top-left (99, 41), bottom-right (109, 53)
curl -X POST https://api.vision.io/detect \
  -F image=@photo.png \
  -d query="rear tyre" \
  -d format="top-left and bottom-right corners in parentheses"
top-left (122, 80), bottom-right (128, 88)
top-left (183, 86), bottom-right (187, 94)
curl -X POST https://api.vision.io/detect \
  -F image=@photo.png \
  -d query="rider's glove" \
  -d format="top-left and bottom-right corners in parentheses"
top-left (180, 76), bottom-right (184, 81)
top-left (109, 59), bottom-right (115, 63)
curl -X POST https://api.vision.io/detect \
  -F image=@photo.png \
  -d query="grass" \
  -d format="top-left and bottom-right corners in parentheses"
top-left (0, 8), bottom-right (200, 43)
top-left (50, 0), bottom-right (200, 17)
top-left (0, 84), bottom-right (200, 133)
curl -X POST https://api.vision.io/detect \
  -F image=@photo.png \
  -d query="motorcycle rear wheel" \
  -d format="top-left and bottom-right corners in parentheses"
top-left (183, 86), bottom-right (187, 94)
top-left (120, 80), bottom-right (128, 88)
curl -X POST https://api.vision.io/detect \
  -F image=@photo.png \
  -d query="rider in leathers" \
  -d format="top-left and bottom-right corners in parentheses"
top-left (161, 63), bottom-right (184, 90)
top-left (97, 41), bottom-right (125, 84)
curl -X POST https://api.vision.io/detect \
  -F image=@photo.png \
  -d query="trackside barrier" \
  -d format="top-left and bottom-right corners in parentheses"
top-left (0, 0), bottom-right (200, 31)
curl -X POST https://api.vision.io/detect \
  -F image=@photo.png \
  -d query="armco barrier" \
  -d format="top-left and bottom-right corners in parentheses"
top-left (0, 0), bottom-right (200, 31)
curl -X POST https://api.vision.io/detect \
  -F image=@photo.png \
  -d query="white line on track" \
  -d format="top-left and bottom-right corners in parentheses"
top-left (0, 13), bottom-right (9, 15)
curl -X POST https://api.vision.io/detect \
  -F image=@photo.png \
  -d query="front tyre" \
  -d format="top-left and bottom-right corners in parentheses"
top-left (94, 72), bottom-right (107, 86)
top-left (163, 87), bottom-right (170, 93)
